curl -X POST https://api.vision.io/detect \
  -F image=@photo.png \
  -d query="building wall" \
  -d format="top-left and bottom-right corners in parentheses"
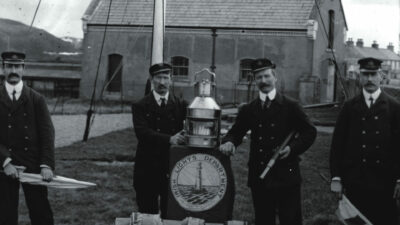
top-left (310, 0), bottom-right (348, 103)
top-left (81, 26), bottom-right (314, 104)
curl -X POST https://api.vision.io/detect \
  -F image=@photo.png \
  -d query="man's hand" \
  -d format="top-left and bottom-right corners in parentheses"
top-left (41, 167), bottom-right (54, 182)
top-left (219, 142), bottom-right (235, 156)
top-left (279, 146), bottom-right (291, 159)
top-left (4, 163), bottom-right (19, 179)
top-left (393, 182), bottom-right (400, 199)
top-left (330, 177), bottom-right (343, 199)
top-left (170, 131), bottom-right (185, 145)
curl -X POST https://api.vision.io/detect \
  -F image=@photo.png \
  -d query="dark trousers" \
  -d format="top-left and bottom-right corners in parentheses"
top-left (345, 185), bottom-right (398, 225)
top-left (0, 173), bottom-right (53, 225)
top-left (134, 174), bottom-right (168, 218)
top-left (250, 184), bottom-right (302, 225)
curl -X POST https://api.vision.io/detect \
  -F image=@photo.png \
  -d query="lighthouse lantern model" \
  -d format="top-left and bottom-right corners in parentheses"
top-left (185, 69), bottom-right (221, 148)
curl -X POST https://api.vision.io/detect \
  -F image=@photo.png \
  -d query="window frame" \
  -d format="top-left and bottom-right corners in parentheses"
top-left (239, 58), bottom-right (254, 82)
top-left (171, 56), bottom-right (189, 79)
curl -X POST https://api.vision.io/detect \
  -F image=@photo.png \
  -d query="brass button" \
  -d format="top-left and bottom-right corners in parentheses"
top-left (157, 129), bottom-right (160, 132)
top-left (376, 160), bottom-right (380, 163)
top-left (270, 137), bottom-right (275, 140)
top-left (24, 126), bottom-right (28, 129)
top-left (260, 162), bottom-right (265, 165)
top-left (375, 131), bottom-right (380, 134)
top-left (8, 148), bottom-right (12, 152)
top-left (376, 145), bottom-right (380, 149)
top-left (24, 147), bottom-right (28, 151)
top-left (362, 117), bottom-right (366, 121)
top-left (259, 149), bottom-right (263, 152)
top-left (362, 130), bottom-right (366, 134)
top-left (23, 113), bottom-right (27, 116)
top-left (8, 125), bottom-right (11, 128)
top-left (271, 123), bottom-right (275, 127)
top-left (157, 117), bottom-right (160, 120)
top-left (8, 114), bottom-right (11, 117)
top-left (289, 168), bottom-right (293, 172)
top-left (25, 136), bottom-right (29, 140)
top-left (374, 116), bottom-right (378, 120)
top-left (259, 137), bottom-right (262, 140)
top-left (362, 158), bottom-right (366, 162)
top-left (362, 145), bottom-right (366, 148)
top-left (258, 124), bottom-right (262, 128)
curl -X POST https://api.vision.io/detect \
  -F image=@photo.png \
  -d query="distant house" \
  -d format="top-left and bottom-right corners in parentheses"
top-left (0, 61), bottom-right (81, 98)
top-left (344, 38), bottom-right (400, 83)
top-left (81, 0), bottom-right (348, 104)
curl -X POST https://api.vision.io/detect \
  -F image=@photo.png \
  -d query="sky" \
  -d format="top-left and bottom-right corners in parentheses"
top-left (0, 0), bottom-right (399, 52)
top-left (341, 0), bottom-right (400, 52)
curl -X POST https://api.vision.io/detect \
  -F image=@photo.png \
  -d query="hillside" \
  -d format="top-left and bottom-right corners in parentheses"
top-left (0, 18), bottom-right (82, 62)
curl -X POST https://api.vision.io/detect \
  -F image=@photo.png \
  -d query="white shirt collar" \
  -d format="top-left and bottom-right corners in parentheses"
top-left (5, 81), bottom-right (23, 100)
top-left (153, 90), bottom-right (169, 106)
top-left (363, 88), bottom-right (381, 103)
top-left (259, 88), bottom-right (276, 102)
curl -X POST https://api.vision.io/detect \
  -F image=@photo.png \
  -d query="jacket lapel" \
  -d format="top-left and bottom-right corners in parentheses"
top-left (369, 91), bottom-right (388, 115)
top-left (0, 84), bottom-right (13, 109)
top-left (267, 93), bottom-right (283, 117)
top-left (351, 94), bottom-right (369, 116)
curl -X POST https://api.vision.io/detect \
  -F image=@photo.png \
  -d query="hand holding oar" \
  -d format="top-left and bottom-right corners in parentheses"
top-left (259, 131), bottom-right (296, 179)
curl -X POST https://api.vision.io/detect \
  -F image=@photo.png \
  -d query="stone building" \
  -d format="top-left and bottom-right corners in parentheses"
top-left (81, 0), bottom-right (348, 104)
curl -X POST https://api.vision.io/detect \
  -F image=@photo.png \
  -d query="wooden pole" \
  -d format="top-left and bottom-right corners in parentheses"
top-left (145, 0), bottom-right (166, 95)
top-left (151, 0), bottom-right (165, 65)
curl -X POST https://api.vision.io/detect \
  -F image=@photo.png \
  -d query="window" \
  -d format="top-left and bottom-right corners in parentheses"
top-left (239, 59), bottom-right (254, 81)
top-left (171, 56), bottom-right (189, 77)
top-left (328, 10), bottom-right (335, 49)
top-left (107, 54), bottom-right (123, 92)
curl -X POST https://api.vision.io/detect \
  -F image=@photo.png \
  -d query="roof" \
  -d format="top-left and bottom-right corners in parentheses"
top-left (87, 0), bottom-right (317, 30)
top-left (346, 46), bottom-right (400, 62)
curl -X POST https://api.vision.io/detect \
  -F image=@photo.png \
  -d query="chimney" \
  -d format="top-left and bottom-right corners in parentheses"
top-left (356, 38), bottom-right (364, 47)
top-left (346, 38), bottom-right (354, 47)
top-left (387, 42), bottom-right (394, 52)
top-left (371, 40), bottom-right (379, 49)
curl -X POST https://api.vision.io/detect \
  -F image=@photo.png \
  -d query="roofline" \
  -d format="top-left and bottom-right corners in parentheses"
top-left (339, 0), bottom-right (349, 30)
top-left (86, 23), bottom-right (307, 32)
top-left (308, 0), bottom-right (348, 30)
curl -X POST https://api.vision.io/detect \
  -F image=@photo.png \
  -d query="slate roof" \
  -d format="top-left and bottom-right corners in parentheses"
top-left (87, 0), bottom-right (317, 30)
top-left (346, 46), bottom-right (400, 62)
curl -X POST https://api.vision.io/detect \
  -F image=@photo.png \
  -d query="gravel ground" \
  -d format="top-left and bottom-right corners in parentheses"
top-left (52, 113), bottom-right (132, 148)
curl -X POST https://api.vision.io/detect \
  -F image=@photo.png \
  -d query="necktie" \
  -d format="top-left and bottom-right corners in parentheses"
top-left (160, 98), bottom-right (166, 108)
top-left (263, 97), bottom-right (271, 110)
top-left (12, 90), bottom-right (16, 102)
top-left (369, 96), bottom-right (374, 108)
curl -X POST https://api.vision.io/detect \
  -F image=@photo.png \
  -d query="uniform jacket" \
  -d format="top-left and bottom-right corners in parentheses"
top-left (330, 91), bottom-right (400, 190)
top-left (0, 84), bottom-right (55, 173)
top-left (131, 92), bottom-right (186, 186)
top-left (223, 93), bottom-right (316, 187)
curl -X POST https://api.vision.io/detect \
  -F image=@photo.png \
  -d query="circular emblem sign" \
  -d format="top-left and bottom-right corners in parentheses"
top-left (170, 154), bottom-right (227, 212)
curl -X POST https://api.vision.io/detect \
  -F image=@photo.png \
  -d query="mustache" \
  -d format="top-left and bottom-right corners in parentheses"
top-left (9, 73), bottom-right (20, 77)
top-left (258, 83), bottom-right (269, 88)
top-left (157, 84), bottom-right (167, 89)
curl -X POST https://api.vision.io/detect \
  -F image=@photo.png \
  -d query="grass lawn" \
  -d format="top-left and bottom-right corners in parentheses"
top-left (17, 128), bottom-right (341, 225)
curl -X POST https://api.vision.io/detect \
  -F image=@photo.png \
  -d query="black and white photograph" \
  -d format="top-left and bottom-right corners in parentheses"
top-left (0, 0), bottom-right (399, 224)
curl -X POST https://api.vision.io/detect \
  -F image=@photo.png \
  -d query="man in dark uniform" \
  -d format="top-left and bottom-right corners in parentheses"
top-left (132, 62), bottom-right (187, 217)
top-left (330, 57), bottom-right (400, 225)
top-left (219, 58), bottom-right (316, 225)
top-left (0, 51), bottom-right (55, 225)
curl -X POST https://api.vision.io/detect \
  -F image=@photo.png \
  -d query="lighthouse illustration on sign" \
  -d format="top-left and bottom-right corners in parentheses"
top-left (170, 154), bottom-right (227, 212)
